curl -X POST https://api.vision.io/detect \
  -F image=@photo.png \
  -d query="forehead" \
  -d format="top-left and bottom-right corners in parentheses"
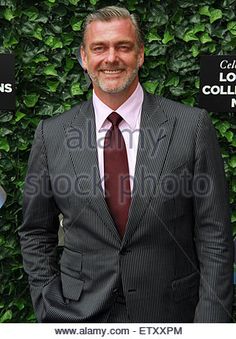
top-left (84, 18), bottom-right (137, 45)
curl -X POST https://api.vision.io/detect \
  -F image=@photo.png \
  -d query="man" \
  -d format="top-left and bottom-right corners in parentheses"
top-left (19, 6), bottom-right (233, 322)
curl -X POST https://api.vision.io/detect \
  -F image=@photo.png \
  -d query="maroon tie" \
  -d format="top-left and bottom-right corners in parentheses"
top-left (104, 112), bottom-right (131, 238)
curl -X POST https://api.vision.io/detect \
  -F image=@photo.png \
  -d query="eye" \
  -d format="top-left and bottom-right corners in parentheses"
top-left (119, 45), bottom-right (130, 51)
top-left (92, 46), bottom-right (105, 53)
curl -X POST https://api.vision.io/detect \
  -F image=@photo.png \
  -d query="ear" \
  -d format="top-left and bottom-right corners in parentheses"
top-left (80, 45), bottom-right (88, 71)
top-left (138, 44), bottom-right (144, 68)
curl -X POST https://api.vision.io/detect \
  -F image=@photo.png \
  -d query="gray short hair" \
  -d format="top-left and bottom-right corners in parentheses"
top-left (82, 6), bottom-right (143, 48)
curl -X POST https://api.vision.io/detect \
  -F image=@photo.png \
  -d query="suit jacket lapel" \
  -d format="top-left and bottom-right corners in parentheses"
top-left (122, 92), bottom-right (176, 245)
top-left (63, 93), bottom-right (176, 245)
top-left (64, 100), bottom-right (121, 242)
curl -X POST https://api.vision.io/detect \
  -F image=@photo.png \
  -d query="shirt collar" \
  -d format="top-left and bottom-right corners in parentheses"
top-left (93, 83), bottom-right (144, 131)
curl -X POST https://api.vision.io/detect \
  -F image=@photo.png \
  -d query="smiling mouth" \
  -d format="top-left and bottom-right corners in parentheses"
top-left (100, 70), bottom-right (123, 74)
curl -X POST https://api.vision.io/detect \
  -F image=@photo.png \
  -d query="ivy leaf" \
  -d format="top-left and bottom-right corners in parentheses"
top-left (43, 65), bottom-right (58, 76)
top-left (145, 44), bottom-right (167, 56)
top-left (183, 31), bottom-right (199, 42)
top-left (35, 14), bottom-right (48, 24)
top-left (15, 112), bottom-right (26, 122)
top-left (18, 137), bottom-right (29, 151)
top-left (208, 43), bottom-right (216, 53)
top-left (51, 24), bottom-right (62, 34)
top-left (62, 33), bottom-right (74, 46)
top-left (229, 156), bottom-right (236, 168)
top-left (90, 0), bottom-right (97, 4)
top-left (64, 103), bottom-right (72, 111)
top-left (0, 310), bottom-right (12, 322)
top-left (200, 32), bottom-right (212, 43)
top-left (227, 21), bottom-right (236, 36)
top-left (27, 313), bottom-right (36, 322)
top-left (33, 55), bottom-right (49, 63)
top-left (216, 121), bottom-right (230, 135)
top-left (47, 80), bottom-right (60, 93)
top-left (179, 1), bottom-right (198, 8)
top-left (195, 78), bottom-right (200, 89)
top-left (0, 128), bottom-right (12, 136)
top-left (32, 26), bottom-right (43, 40)
top-left (199, 6), bottom-right (210, 17)
top-left (193, 23), bottom-right (205, 34)
top-left (69, 0), bottom-right (80, 4)
top-left (181, 97), bottom-right (195, 106)
top-left (3, 34), bottom-right (18, 48)
top-left (162, 31), bottom-right (174, 44)
top-left (23, 94), bottom-right (39, 108)
top-left (190, 45), bottom-right (199, 57)
top-left (147, 32), bottom-right (161, 43)
top-left (170, 85), bottom-right (185, 96)
top-left (0, 138), bottom-right (10, 152)
top-left (231, 138), bottom-right (236, 147)
top-left (0, 127), bottom-right (13, 137)
top-left (45, 36), bottom-right (63, 49)
top-left (38, 104), bottom-right (54, 116)
top-left (54, 105), bottom-right (66, 114)
top-left (21, 21), bottom-right (36, 35)
top-left (0, 113), bottom-right (13, 122)
top-left (199, 6), bottom-right (222, 23)
top-left (65, 58), bottom-right (75, 72)
top-left (71, 83), bottom-right (83, 96)
top-left (143, 80), bottom-right (159, 94)
top-left (3, 8), bottom-right (15, 21)
top-left (14, 301), bottom-right (25, 311)
top-left (209, 9), bottom-right (222, 24)
top-left (166, 76), bottom-right (180, 87)
top-left (23, 7), bottom-right (39, 21)
top-left (224, 131), bottom-right (234, 142)
top-left (70, 18), bottom-right (83, 32)
top-left (150, 8), bottom-right (168, 26)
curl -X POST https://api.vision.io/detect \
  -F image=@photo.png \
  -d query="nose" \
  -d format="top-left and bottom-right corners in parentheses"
top-left (105, 47), bottom-right (117, 63)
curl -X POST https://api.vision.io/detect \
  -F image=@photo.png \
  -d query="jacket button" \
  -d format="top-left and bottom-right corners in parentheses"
top-left (120, 249), bottom-right (131, 255)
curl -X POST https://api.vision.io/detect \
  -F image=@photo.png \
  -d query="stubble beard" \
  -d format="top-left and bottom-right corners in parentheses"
top-left (87, 64), bottom-right (140, 94)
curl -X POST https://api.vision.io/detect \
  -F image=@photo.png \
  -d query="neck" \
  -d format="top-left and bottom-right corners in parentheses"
top-left (93, 80), bottom-right (139, 110)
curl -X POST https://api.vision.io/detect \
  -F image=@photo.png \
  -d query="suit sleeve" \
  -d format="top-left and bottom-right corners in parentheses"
top-left (193, 110), bottom-right (234, 322)
top-left (18, 120), bottom-right (60, 321)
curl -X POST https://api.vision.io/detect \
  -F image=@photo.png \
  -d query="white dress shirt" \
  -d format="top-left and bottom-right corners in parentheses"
top-left (93, 83), bottom-right (144, 193)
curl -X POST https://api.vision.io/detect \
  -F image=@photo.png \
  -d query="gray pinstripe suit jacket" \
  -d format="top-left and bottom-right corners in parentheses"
top-left (19, 91), bottom-right (233, 322)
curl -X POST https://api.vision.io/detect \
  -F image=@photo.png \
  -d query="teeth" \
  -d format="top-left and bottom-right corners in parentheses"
top-left (102, 70), bottom-right (122, 74)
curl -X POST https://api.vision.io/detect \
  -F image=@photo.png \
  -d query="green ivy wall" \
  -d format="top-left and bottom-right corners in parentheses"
top-left (0, 0), bottom-right (235, 322)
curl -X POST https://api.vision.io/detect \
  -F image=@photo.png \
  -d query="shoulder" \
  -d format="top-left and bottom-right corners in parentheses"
top-left (41, 99), bottom-right (92, 128)
top-left (32, 99), bottom-right (92, 147)
top-left (144, 91), bottom-right (207, 125)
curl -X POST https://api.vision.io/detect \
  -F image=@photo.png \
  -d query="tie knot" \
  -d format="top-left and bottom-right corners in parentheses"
top-left (108, 112), bottom-right (123, 127)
